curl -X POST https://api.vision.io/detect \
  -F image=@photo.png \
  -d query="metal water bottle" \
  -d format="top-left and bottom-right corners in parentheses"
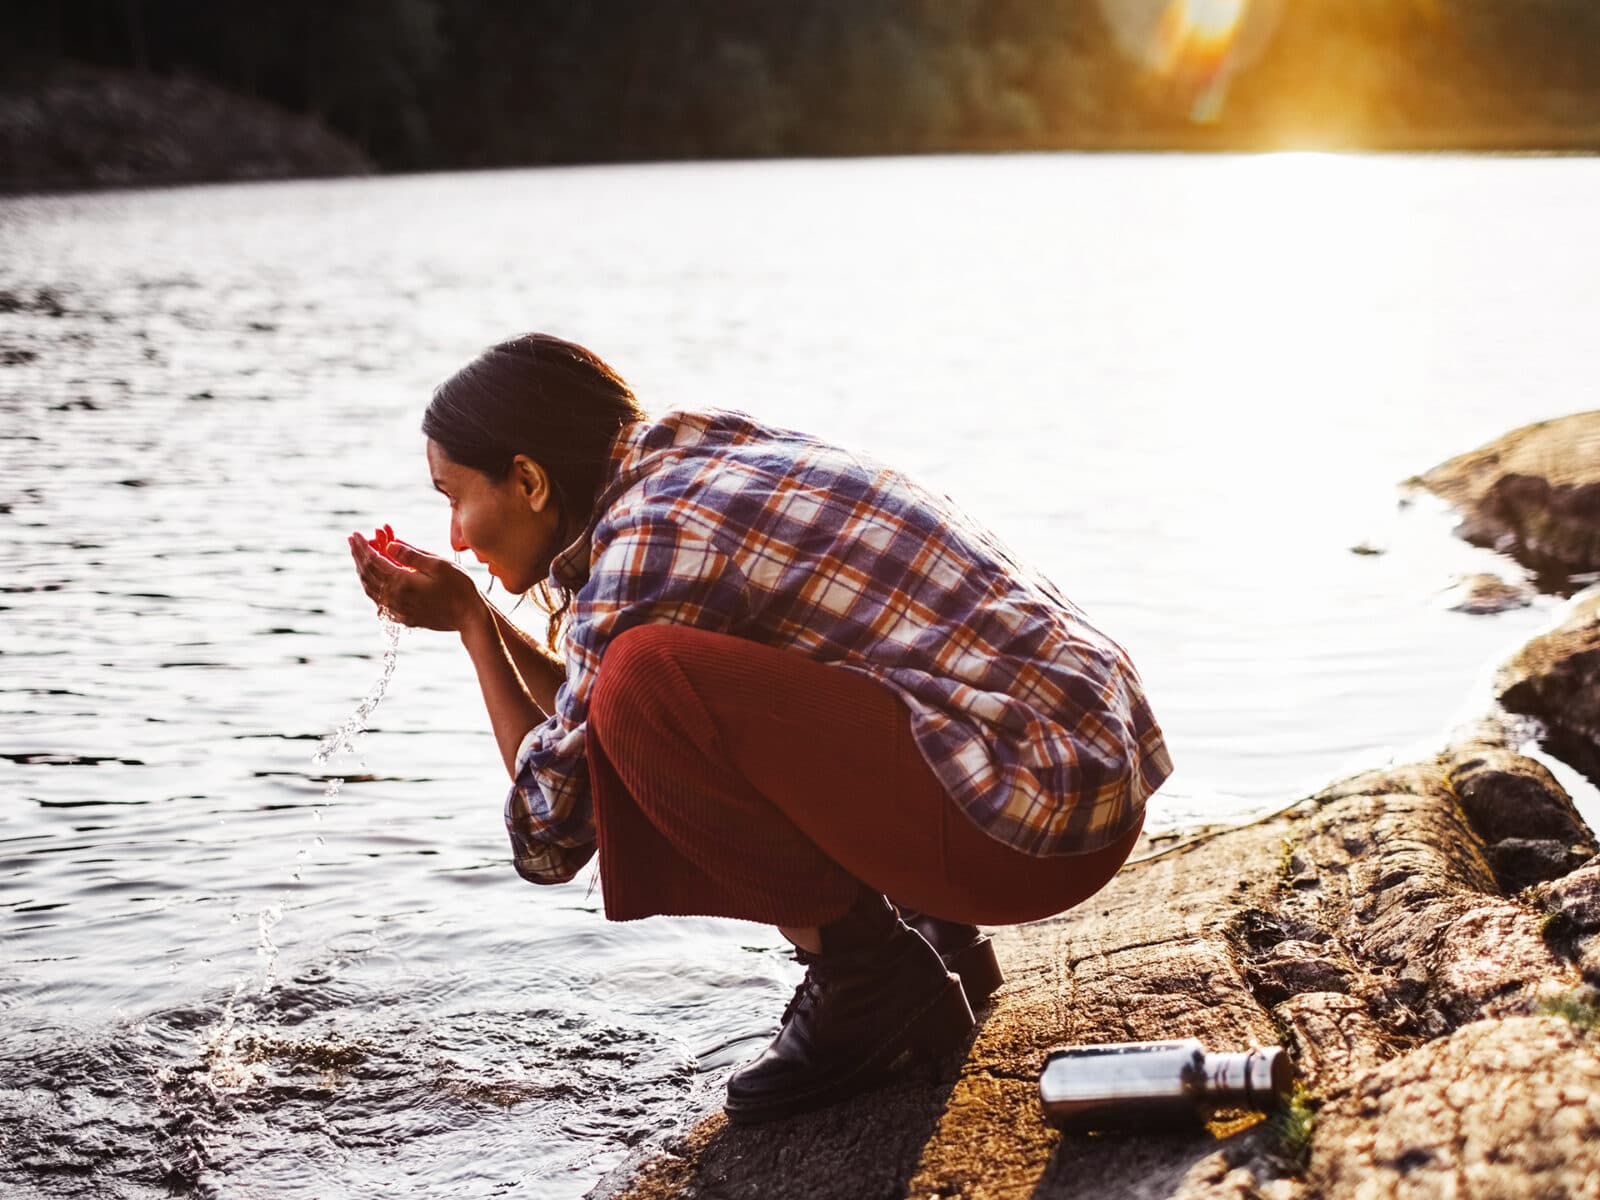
top-left (1038, 1039), bottom-right (1291, 1132)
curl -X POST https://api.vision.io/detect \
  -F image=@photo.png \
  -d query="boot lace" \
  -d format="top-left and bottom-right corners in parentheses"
top-left (780, 948), bottom-right (825, 1024)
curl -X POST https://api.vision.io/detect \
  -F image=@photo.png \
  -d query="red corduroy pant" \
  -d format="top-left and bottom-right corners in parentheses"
top-left (586, 624), bottom-right (1143, 928)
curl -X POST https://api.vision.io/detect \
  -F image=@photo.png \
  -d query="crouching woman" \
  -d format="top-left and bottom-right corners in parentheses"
top-left (348, 333), bottom-right (1172, 1124)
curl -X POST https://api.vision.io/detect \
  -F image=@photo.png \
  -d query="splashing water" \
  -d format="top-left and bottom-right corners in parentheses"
top-left (178, 612), bottom-right (408, 1110)
top-left (298, 608), bottom-right (404, 884)
top-left (255, 903), bottom-right (284, 996)
top-left (312, 607), bottom-right (405, 798)
top-left (172, 903), bottom-right (286, 1106)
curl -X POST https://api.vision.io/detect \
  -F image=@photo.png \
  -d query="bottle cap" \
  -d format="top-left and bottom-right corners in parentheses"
top-left (1253, 1046), bottom-right (1293, 1101)
top-left (1210, 1046), bottom-right (1293, 1105)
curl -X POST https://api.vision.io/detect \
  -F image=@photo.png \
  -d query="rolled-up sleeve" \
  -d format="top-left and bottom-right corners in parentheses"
top-left (503, 504), bottom-right (750, 884)
top-left (505, 715), bottom-right (599, 884)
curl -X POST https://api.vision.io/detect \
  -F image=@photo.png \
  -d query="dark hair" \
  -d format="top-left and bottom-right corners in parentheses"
top-left (423, 333), bottom-right (646, 648)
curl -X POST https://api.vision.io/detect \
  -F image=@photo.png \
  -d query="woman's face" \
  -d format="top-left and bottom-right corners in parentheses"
top-left (426, 438), bottom-right (561, 594)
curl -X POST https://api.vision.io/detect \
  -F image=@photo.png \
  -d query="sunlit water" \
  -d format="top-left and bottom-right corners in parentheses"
top-left (2, 153), bottom-right (1597, 1198)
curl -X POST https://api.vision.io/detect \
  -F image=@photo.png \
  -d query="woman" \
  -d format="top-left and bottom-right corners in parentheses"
top-left (348, 333), bottom-right (1171, 1125)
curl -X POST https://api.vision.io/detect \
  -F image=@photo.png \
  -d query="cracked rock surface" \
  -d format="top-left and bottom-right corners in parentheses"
top-left (1309, 1017), bottom-right (1600, 1200)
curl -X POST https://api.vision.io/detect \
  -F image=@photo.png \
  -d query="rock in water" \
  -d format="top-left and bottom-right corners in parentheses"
top-left (1410, 411), bottom-right (1600, 576)
top-left (1442, 572), bottom-right (1536, 614)
top-left (1498, 591), bottom-right (1600, 788)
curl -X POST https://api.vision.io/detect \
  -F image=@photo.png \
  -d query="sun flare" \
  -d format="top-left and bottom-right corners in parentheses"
top-left (1150, 0), bottom-right (1253, 121)
top-left (1155, 0), bottom-right (1249, 72)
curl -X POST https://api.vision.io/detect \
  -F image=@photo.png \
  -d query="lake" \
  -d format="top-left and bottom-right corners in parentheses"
top-left (1, 151), bottom-right (1596, 1197)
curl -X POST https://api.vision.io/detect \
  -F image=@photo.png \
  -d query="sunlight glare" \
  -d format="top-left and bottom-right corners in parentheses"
top-left (1153, 0), bottom-right (1252, 122)
top-left (1159, 0), bottom-right (1249, 61)
top-left (1098, 0), bottom-right (1293, 125)
top-left (1155, 152), bottom-right (1437, 517)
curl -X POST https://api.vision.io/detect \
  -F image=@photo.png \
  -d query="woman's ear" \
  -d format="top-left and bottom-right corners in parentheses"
top-left (512, 455), bottom-right (553, 513)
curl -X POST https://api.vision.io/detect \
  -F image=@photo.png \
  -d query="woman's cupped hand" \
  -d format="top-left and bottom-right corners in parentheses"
top-left (348, 524), bottom-right (480, 632)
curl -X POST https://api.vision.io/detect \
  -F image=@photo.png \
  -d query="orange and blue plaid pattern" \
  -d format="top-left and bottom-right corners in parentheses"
top-left (506, 409), bottom-right (1172, 884)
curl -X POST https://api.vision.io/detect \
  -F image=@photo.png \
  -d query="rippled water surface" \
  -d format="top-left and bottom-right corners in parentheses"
top-left (2, 153), bottom-right (1597, 1197)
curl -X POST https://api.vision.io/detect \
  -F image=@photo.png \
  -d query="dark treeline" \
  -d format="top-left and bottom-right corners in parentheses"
top-left (4, 0), bottom-right (1600, 172)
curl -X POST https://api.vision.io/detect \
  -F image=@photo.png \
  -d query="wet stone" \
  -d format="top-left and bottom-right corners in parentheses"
top-left (1442, 572), bottom-right (1535, 614)
top-left (1413, 412), bottom-right (1600, 576)
top-left (1497, 592), bottom-right (1600, 790)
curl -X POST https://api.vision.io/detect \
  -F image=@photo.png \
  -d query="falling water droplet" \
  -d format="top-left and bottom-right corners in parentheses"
top-left (312, 609), bottom-right (404, 787)
top-left (257, 903), bottom-right (283, 997)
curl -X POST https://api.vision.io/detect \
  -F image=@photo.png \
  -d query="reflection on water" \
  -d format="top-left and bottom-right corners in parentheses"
top-left (1, 153), bottom-right (1595, 1196)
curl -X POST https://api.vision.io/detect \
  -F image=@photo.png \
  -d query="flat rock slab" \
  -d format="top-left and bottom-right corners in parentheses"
top-left (593, 743), bottom-right (1600, 1200)
top-left (1411, 411), bottom-right (1600, 576)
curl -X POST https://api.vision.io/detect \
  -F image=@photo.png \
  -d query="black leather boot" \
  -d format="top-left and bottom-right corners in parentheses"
top-left (899, 910), bottom-right (1004, 1007)
top-left (724, 892), bottom-right (974, 1125)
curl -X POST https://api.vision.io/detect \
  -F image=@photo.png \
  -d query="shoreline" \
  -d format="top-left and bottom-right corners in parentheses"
top-left (8, 140), bottom-right (1597, 201)
top-left (2, 60), bottom-right (1596, 198)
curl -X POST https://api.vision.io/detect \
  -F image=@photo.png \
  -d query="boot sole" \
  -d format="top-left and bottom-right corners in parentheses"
top-left (945, 935), bottom-right (1004, 1008)
top-left (723, 973), bottom-right (974, 1126)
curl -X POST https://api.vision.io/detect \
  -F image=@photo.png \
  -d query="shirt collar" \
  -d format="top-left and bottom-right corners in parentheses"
top-left (548, 419), bottom-right (648, 591)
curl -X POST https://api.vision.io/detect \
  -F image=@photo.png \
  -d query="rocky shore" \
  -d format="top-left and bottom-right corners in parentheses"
top-left (594, 413), bottom-right (1600, 1200)
top-left (0, 61), bottom-right (371, 194)
top-left (1411, 412), bottom-right (1600, 582)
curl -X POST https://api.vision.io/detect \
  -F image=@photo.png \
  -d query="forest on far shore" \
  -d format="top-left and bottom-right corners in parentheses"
top-left (4, 0), bottom-right (1600, 189)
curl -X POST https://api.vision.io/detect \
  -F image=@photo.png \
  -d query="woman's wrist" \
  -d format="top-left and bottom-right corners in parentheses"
top-left (455, 588), bottom-right (496, 643)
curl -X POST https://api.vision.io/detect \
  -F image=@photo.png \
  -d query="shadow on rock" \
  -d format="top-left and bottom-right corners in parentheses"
top-left (1032, 1120), bottom-right (1281, 1200)
top-left (591, 1021), bottom-right (982, 1200)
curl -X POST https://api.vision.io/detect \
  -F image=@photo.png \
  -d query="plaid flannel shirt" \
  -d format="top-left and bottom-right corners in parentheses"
top-left (505, 409), bottom-right (1172, 884)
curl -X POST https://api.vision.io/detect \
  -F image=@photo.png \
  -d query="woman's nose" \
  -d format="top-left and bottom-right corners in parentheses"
top-left (449, 517), bottom-right (467, 554)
